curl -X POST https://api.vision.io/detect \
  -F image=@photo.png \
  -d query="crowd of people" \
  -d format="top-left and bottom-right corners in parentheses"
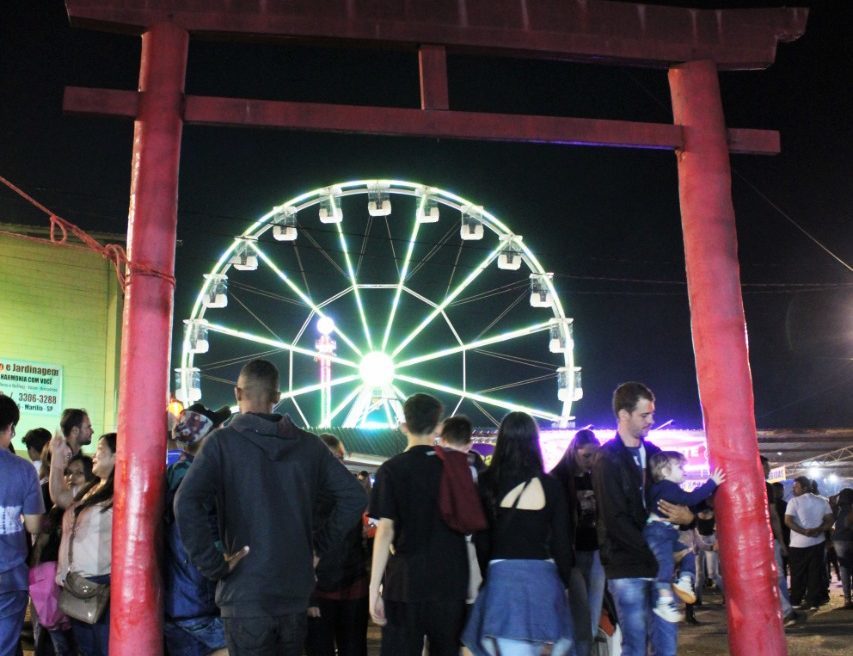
top-left (2, 370), bottom-right (852, 656)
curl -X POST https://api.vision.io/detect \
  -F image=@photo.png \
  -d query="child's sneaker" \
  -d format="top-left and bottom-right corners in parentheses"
top-left (673, 576), bottom-right (696, 604)
top-left (653, 596), bottom-right (684, 623)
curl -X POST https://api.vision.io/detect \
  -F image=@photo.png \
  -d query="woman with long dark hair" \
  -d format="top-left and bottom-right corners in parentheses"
top-left (50, 432), bottom-right (117, 656)
top-left (551, 429), bottom-right (603, 656)
top-left (463, 412), bottom-right (574, 655)
top-left (832, 488), bottom-right (853, 609)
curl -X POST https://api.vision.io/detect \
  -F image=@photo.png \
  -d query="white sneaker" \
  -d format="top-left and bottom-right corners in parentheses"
top-left (653, 597), bottom-right (684, 623)
top-left (673, 576), bottom-right (697, 604)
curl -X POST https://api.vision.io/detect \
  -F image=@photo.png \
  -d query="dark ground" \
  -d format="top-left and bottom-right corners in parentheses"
top-left (19, 582), bottom-right (852, 654)
top-left (365, 584), bottom-right (853, 655)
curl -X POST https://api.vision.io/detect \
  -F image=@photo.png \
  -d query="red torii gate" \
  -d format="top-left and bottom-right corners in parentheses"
top-left (60, 1), bottom-right (808, 654)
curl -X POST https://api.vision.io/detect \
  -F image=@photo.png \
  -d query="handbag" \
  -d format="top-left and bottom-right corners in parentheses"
top-left (28, 561), bottom-right (70, 631)
top-left (57, 512), bottom-right (110, 624)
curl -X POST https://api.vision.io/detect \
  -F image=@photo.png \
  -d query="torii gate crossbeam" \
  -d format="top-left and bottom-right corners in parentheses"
top-left (59, 2), bottom-right (809, 655)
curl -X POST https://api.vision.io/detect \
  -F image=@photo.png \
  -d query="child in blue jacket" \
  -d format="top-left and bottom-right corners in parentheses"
top-left (644, 451), bottom-right (725, 622)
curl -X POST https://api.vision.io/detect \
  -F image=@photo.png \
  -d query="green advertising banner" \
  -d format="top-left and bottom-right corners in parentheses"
top-left (0, 357), bottom-right (63, 415)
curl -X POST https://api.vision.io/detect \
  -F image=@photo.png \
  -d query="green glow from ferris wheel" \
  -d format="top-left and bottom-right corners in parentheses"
top-left (180, 179), bottom-right (580, 429)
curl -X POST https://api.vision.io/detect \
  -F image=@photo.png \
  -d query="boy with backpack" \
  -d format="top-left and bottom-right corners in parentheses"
top-left (368, 394), bottom-right (471, 656)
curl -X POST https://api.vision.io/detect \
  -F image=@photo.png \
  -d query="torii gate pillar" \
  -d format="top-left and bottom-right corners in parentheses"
top-left (670, 59), bottom-right (785, 655)
top-left (111, 22), bottom-right (188, 656)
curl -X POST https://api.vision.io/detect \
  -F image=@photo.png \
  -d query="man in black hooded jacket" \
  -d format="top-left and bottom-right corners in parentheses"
top-left (175, 359), bottom-right (366, 656)
top-left (592, 382), bottom-right (693, 656)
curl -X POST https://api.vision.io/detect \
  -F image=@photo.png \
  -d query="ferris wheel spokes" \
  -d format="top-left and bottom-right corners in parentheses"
top-left (334, 222), bottom-right (373, 351)
top-left (339, 384), bottom-right (406, 428)
top-left (249, 242), bottom-right (363, 357)
top-left (395, 319), bottom-right (553, 369)
top-left (381, 216), bottom-right (422, 352)
top-left (390, 243), bottom-right (504, 358)
top-left (278, 374), bottom-right (361, 403)
top-left (205, 321), bottom-right (360, 369)
top-left (184, 181), bottom-right (577, 427)
top-left (395, 373), bottom-right (562, 423)
top-left (326, 384), bottom-right (367, 427)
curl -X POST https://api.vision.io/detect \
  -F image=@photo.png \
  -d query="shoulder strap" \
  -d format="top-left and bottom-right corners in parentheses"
top-left (68, 510), bottom-right (79, 567)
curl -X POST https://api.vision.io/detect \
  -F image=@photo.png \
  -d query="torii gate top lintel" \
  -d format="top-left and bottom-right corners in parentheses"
top-left (66, 0), bottom-right (807, 71)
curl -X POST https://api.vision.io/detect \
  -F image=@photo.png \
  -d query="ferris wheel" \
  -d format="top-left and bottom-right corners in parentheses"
top-left (176, 180), bottom-right (581, 429)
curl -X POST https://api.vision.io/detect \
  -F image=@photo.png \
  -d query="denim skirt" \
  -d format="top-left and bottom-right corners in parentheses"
top-left (462, 559), bottom-right (573, 656)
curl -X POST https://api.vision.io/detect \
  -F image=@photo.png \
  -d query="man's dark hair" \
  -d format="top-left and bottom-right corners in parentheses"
top-left (0, 395), bottom-right (20, 432)
top-left (238, 359), bottom-right (280, 405)
top-left (60, 408), bottom-right (88, 437)
top-left (319, 433), bottom-right (345, 460)
top-left (771, 481), bottom-right (785, 500)
top-left (441, 415), bottom-right (473, 447)
top-left (612, 382), bottom-right (654, 417)
top-left (320, 433), bottom-right (342, 450)
top-left (403, 393), bottom-right (443, 436)
top-left (793, 476), bottom-right (811, 491)
top-left (23, 427), bottom-right (51, 454)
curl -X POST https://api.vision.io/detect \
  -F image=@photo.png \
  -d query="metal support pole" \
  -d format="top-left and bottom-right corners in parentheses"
top-left (669, 60), bottom-right (786, 656)
top-left (111, 21), bottom-right (188, 656)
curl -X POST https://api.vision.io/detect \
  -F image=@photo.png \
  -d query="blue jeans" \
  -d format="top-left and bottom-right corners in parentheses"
top-left (643, 522), bottom-right (695, 594)
top-left (0, 590), bottom-right (28, 656)
top-left (607, 578), bottom-right (677, 656)
top-left (834, 540), bottom-right (852, 602)
top-left (774, 540), bottom-right (793, 616)
top-left (165, 615), bottom-right (226, 656)
top-left (493, 637), bottom-right (572, 655)
top-left (568, 550), bottom-right (606, 656)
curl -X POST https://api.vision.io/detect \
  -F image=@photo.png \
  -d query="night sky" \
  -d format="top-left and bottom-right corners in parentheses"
top-left (1, 1), bottom-right (850, 430)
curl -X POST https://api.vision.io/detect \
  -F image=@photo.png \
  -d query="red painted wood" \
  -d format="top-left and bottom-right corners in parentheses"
top-left (669, 59), bottom-right (786, 656)
top-left (419, 45), bottom-right (449, 111)
top-left (65, 0), bottom-right (808, 71)
top-left (110, 22), bottom-right (188, 656)
top-left (62, 85), bottom-right (782, 155)
top-left (63, 86), bottom-right (138, 118)
top-left (183, 94), bottom-right (684, 149)
top-left (59, 6), bottom-right (806, 656)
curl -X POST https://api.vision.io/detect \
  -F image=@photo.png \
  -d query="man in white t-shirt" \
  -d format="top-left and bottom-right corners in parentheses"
top-left (785, 476), bottom-right (833, 611)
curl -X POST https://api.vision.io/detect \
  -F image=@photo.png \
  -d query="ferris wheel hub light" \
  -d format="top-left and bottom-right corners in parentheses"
top-left (360, 352), bottom-right (395, 388)
top-left (317, 316), bottom-right (335, 335)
